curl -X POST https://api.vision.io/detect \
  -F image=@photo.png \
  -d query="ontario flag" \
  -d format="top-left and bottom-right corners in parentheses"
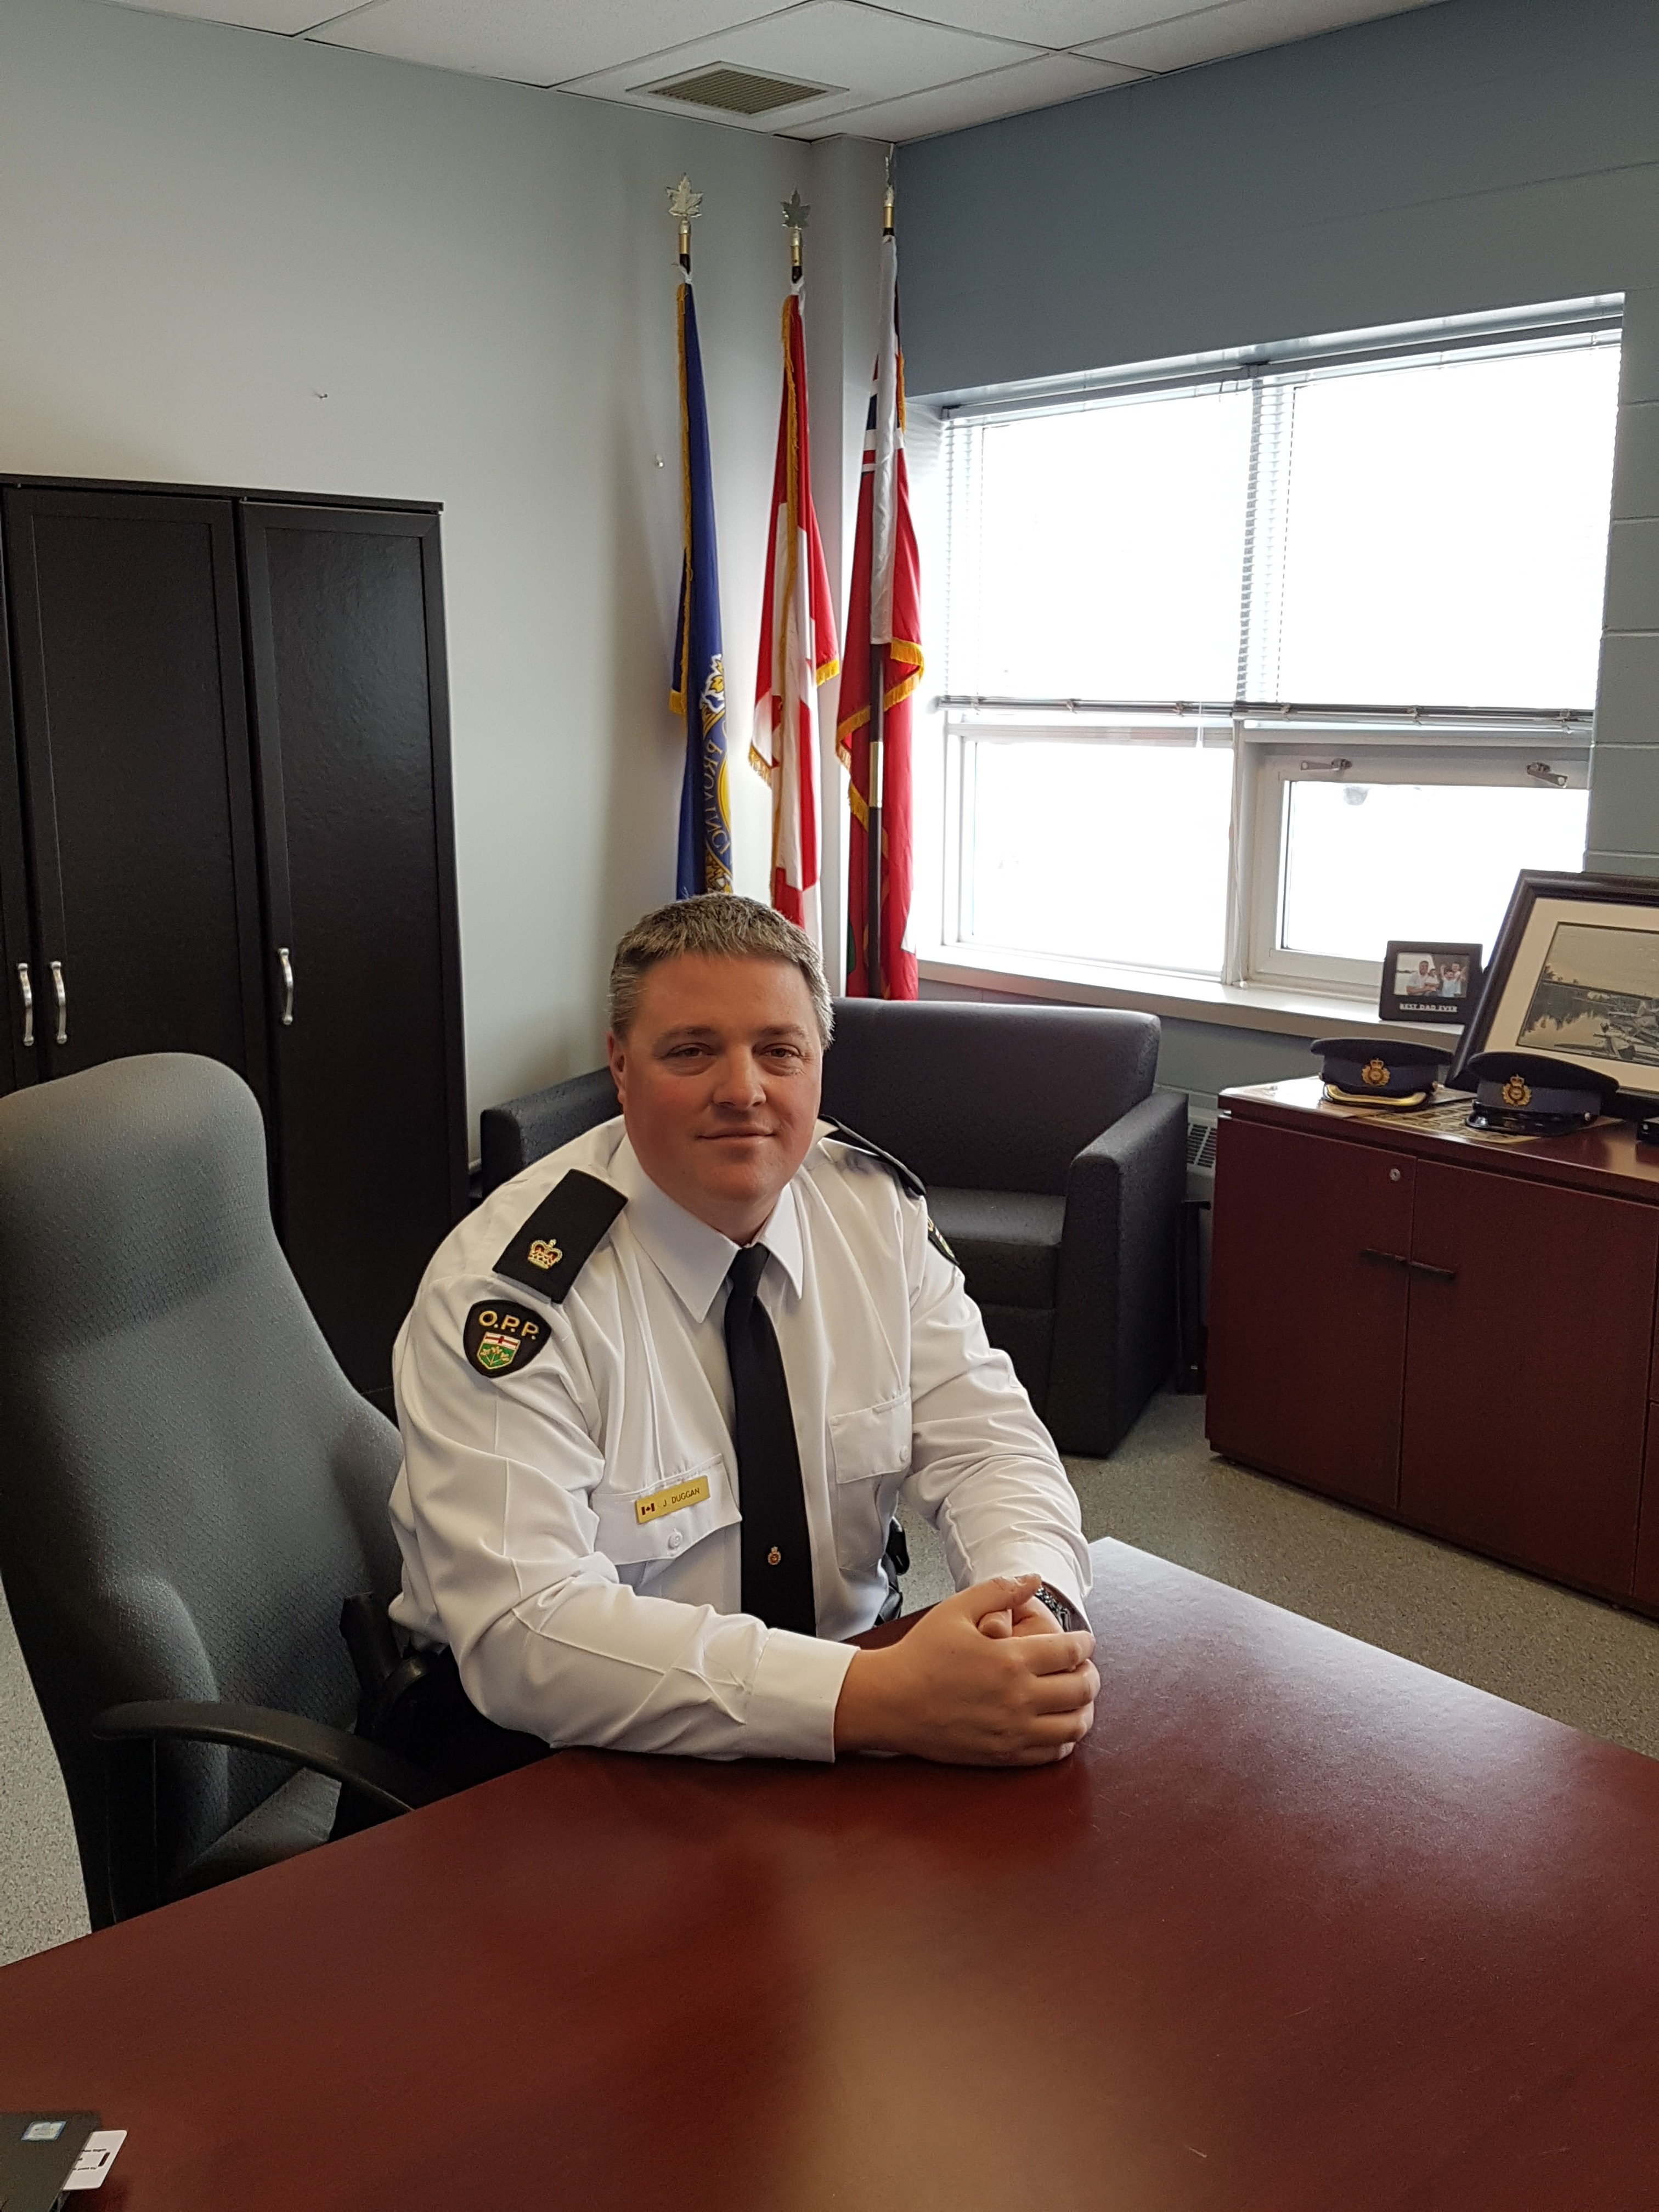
top-left (837, 228), bottom-right (923, 997)
top-left (751, 287), bottom-right (839, 949)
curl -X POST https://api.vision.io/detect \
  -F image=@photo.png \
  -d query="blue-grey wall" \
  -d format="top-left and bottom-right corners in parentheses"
top-left (900, 0), bottom-right (1659, 1093)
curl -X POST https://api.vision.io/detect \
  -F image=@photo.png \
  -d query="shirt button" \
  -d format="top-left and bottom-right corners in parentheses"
top-left (667, 1530), bottom-right (684, 1553)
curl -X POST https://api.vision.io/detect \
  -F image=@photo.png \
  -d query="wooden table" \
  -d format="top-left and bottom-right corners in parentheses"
top-left (5, 1539), bottom-right (1658, 2210)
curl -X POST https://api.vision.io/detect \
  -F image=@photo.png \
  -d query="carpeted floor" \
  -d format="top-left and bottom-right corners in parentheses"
top-left (7, 1388), bottom-right (1658, 1967)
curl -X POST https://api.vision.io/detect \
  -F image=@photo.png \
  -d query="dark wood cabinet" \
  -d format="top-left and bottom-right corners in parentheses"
top-left (1400, 1164), bottom-right (1655, 1598)
top-left (242, 504), bottom-right (466, 1393)
top-left (0, 477), bottom-right (466, 1401)
top-left (3, 488), bottom-right (269, 1093)
top-left (1209, 1080), bottom-right (1659, 1611)
top-left (1205, 1119), bottom-right (1413, 1513)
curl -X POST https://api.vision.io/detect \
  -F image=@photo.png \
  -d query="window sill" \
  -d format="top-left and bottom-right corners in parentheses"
top-left (917, 947), bottom-right (1464, 1047)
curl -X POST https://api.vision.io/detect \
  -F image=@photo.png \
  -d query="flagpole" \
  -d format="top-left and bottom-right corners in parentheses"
top-left (866, 161), bottom-right (896, 1000)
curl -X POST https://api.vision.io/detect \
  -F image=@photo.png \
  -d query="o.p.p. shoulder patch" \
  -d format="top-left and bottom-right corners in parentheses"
top-left (464, 1301), bottom-right (551, 1380)
top-left (494, 1169), bottom-right (627, 1302)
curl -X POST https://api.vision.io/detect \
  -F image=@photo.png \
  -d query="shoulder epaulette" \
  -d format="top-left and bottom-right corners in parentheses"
top-left (822, 1122), bottom-right (957, 1268)
top-left (494, 1169), bottom-right (627, 1301)
top-left (822, 1121), bottom-right (924, 1199)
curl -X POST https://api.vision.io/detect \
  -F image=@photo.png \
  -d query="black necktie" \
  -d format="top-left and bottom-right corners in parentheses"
top-left (723, 1244), bottom-right (816, 1635)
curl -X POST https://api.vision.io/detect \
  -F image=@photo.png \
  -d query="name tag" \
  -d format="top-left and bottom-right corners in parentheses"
top-left (635, 1473), bottom-right (712, 1526)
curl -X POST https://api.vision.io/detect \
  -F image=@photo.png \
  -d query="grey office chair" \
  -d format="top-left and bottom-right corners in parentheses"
top-left (0, 1054), bottom-right (440, 1928)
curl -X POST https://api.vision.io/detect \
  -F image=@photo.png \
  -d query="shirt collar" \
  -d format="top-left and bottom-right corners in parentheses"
top-left (606, 1134), bottom-right (804, 1321)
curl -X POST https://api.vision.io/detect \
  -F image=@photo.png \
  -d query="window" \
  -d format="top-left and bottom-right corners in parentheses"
top-left (933, 302), bottom-right (1621, 997)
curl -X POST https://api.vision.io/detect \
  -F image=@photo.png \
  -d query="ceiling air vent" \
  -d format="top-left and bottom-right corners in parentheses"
top-left (636, 65), bottom-right (837, 116)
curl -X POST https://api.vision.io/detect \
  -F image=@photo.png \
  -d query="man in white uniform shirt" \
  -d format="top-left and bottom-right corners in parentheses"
top-left (386, 896), bottom-right (1096, 1779)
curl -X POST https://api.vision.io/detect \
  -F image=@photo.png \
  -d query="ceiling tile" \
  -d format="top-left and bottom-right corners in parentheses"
top-left (804, 49), bottom-right (1142, 138)
top-left (563, 1), bottom-right (1042, 117)
top-left (103, 0), bottom-right (344, 30)
top-left (306, 0), bottom-right (782, 86)
top-left (1080, 0), bottom-right (1438, 74)
top-left (862, 0), bottom-right (1180, 48)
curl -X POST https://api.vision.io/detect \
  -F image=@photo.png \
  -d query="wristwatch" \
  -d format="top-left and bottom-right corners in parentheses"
top-left (1030, 1582), bottom-right (1083, 1633)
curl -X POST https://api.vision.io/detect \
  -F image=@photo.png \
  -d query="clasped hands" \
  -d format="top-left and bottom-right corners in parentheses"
top-left (833, 1573), bottom-right (1098, 1767)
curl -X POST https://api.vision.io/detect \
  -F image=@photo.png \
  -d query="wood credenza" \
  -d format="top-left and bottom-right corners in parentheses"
top-left (1206, 1076), bottom-right (1659, 1612)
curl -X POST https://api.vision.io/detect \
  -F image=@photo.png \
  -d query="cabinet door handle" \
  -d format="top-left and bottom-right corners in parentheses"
top-left (1409, 1260), bottom-right (1457, 1283)
top-left (49, 960), bottom-right (66, 1047)
top-left (277, 946), bottom-right (294, 1028)
top-left (1360, 1247), bottom-right (1409, 1269)
top-left (16, 963), bottom-right (31, 1049)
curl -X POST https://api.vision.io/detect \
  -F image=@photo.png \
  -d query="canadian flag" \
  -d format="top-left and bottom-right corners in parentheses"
top-left (751, 289), bottom-right (839, 948)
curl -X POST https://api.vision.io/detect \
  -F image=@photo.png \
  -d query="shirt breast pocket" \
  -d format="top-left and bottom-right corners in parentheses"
top-left (591, 1453), bottom-right (736, 1582)
top-left (827, 1393), bottom-right (912, 1574)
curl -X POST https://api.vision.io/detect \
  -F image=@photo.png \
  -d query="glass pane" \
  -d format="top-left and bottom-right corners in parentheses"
top-left (1279, 780), bottom-right (1590, 963)
top-left (953, 389), bottom-right (1252, 701)
top-left (962, 739), bottom-right (1234, 975)
top-left (1273, 343), bottom-right (1619, 707)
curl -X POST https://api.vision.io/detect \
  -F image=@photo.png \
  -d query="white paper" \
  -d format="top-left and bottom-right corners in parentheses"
top-left (63, 2130), bottom-right (126, 2190)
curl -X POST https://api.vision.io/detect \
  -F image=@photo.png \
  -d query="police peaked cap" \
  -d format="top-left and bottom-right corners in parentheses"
top-left (1312, 1036), bottom-right (1453, 1104)
top-left (1462, 1050), bottom-right (1619, 1132)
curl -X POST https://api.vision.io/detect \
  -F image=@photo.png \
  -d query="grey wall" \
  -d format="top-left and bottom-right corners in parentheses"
top-left (0, 0), bottom-right (881, 1138)
top-left (899, 0), bottom-right (1659, 1094)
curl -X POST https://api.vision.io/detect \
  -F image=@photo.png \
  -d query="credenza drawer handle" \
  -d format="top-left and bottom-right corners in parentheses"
top-left (1360, 1249), bottom-right (1457, 1283)
top-left (15, 962), bottom-right (31, 1049)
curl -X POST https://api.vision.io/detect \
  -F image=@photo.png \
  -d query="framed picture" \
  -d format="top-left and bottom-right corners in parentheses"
top-left (1379, 941), bottom-right (1483, 1024)
top-left (1448, 871), bottom-right (1659, 1100)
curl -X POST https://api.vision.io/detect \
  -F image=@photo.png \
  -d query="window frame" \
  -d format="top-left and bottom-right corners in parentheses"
top-left (928, 298), bottom-right (1621, 1003)
top-left (943, 712), bottom-right (1238, 983)
top-left (1242, 738), bottom-right (1592, 997)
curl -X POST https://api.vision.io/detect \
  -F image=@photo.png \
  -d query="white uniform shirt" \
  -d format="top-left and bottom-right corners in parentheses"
top-left (388, 1118), bottom-right (1090, 1762)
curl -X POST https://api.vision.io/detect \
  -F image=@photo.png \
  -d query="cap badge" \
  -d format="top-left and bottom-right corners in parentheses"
top-left (1362, 1058), bottom-right (1390, 1088)
top-left (1502, 1074), bottom-right (1532, 1108)
top-left (526, 1238), bottom-right (563, 1271)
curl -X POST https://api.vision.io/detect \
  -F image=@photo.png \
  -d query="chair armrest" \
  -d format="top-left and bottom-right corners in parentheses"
top-left (93, 1698), bottom-right (448, 1922)
top-left (479, 1068), bottom-right (618, 1195)
top-left (1047, 1088), bottom-right (1188, 1455)
top-left (93, 1700), bottom-right (446, 1813)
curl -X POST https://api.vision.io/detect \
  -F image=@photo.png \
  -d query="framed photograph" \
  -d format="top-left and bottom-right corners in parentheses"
top-left (1379, 941), bottom-right (1483, 1024)
top-left (1448, 871), bottom-right (1659, 1101)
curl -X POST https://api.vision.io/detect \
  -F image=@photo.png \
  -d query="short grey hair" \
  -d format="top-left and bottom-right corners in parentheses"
top-left (608, 895), bottom-right (834, 1046)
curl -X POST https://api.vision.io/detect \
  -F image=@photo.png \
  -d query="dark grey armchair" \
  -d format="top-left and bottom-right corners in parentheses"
top-left (0, 1053), bottom-right (441, 1927)
top-left (481, 1000), bottom-right (1184, 1457)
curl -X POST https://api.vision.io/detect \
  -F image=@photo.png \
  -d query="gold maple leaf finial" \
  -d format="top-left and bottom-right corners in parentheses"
top-left (668, 174), bottom-right (703, 273)
top-left (781, 190), bottom-right (809, 231)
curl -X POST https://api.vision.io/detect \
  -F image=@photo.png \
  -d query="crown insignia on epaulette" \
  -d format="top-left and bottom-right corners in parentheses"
top-left (494, 1170), bottom-right (628, 1304)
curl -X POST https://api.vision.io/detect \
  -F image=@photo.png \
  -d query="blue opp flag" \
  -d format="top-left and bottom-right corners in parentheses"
top-left (670, 279), bottom-right (733, 897)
